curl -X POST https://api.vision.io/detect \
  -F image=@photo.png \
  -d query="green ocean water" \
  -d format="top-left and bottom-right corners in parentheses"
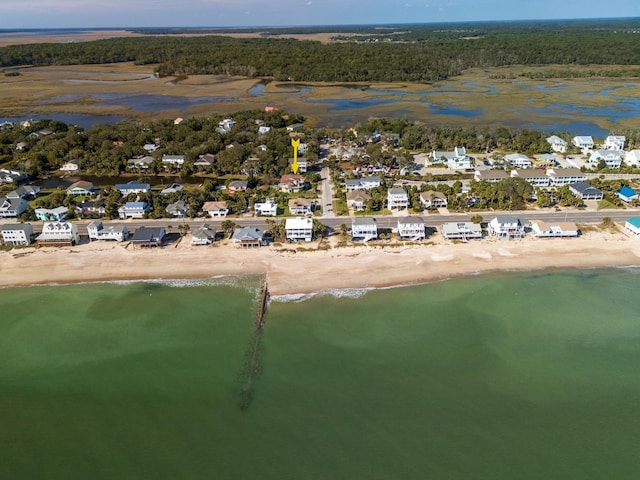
top-left (1, 270), bottom-right (640, 479)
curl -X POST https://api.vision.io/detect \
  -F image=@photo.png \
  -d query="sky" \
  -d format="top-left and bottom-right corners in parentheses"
top-left (0, 0), bottom-right (639, 29)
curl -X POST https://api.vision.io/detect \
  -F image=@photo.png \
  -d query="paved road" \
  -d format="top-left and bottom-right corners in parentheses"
top-left (319, 166), bottom-right (335, 218)
top-left (12, 208), bottom-right (639, 236)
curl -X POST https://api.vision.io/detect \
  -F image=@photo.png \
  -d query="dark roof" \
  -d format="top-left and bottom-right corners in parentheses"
top-left (569, 181), bottom-right (603, 196)
top-left (131, 227), bottom-right (165, 243)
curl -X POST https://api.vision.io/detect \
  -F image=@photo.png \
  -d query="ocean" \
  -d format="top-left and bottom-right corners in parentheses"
top-left (1, 270), bottom-right (639, 479)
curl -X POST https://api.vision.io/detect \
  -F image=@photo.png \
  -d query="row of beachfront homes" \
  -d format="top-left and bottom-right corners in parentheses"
top-left (6, 215), bottom-right (632, 248)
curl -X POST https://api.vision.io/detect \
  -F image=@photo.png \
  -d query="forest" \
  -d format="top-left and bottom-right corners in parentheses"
top-left (2, 20), bottom-right (640, 82)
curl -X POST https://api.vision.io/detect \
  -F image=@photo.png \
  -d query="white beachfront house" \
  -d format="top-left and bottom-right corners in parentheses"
top-left (397, 216), bottom-right (425, 240)
top-left (387, 188), bottom-right (409, 210)
top-left (510, 169), bottom-right (550, 188)
top-left (572, 135), bottom-right (594, 151)
top-left (488, 216), bottom-right (525, 239)
top-left (37, 221), bottom-right (80, 246)
top-left (351, 217), bottom-right (378, 242)
top-left (603, 135), bottom-right (626, 151)
top-left (285, 217), bottom-right (314, 242)
top-left (589, 149), bottom-right (622, 169)
top-left (1, 223), bottom-right (34, 245)
top-left (191, 224), bottom-right (217, 246)
top-left (232, 226), bottom-right (265, 248)
top-left (529, 220), bottom-right (579, 238)
top-left (440, 222), bottom-right (482, 240)
top-left (546, 135), bottom-right (568, 153)
top-left (288, 157), bottom-right (308, 173)
top-left (625, 218), bottom-right (640, 237)
top-left (87, 221), bottom-right (129, 242)
top-left (504, 153), bottom-right (532, 169)
top-left (254, 199), bottom-right (278, 216)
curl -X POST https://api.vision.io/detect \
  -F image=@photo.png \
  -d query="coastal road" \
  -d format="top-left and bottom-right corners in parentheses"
top-left (13, 208), bottom-right (640, 236)
top-left (319, 165), bottom-right (335, 218)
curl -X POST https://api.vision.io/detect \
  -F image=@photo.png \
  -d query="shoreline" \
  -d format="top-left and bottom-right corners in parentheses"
top-left (2, 230), bottom-right (640, 294)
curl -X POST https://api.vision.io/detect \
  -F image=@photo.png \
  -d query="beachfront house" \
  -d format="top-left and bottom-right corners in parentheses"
top-left (254, 199), bottom-right (278, 217)
top-left (397, 216), bottom-right (425, 240)
top-left (37, 221), bottom-right (80, 247)
top-left (604, 135), bottom-right (626, 151)
top-left (420, 191), bottom-right (448, 209)
top-left (346, 190), bottom-right (370, 211)
top-left (625, 218), bottom-right (640, 237)
top-left (288, 198), bottom-right (314, 216)
top-left (529, 220), bottom-right (579, 238)
top-left (617, 186), bottom-right (638, 203)
top-left (511, 169), bottom-right (550, 188)
top-left (87, 221), bottom-right (128, 242)
top-left (387, 188), bottom-right (409, 210)
top-left (34, 206), bottom-right (68, 222)
top-left (285, 217), bottom-right (314, 242)
top-left (232, 226), bottom-right (265, 248)
top-left (1, 223), bottom-right (34, 245)
top-left (546, 168), bottom-right (586, 187)
top-left (589, 149), bottom-right (622, 169)
top-left (488, 216), bottom-right (525, 239)
top-left (546, 135), bottom-right (568, 153)
top-left (474, 170), bottom-right (508, 183)
top-left (118, 201), bottom-right (149, 219)
top-left (130, 227), bottom-right (165, 247)
top-left (66, 181), bottom-right (94, 196)
top-left (572, 136), bottom-right (594, 151)
top-left (115, 181), bottom-right (150, 195)
top-left (191, 224), bottom-right (217, 246)
top-left (0, 197), bottom-right (29, 218)
top-left (624, 150), bottom-right (640, 167)
top-left (351, 217), bottom-right (378, 242)
top-left (505, 153), bottom-right (533, 169)
top-left (202, 201), bottom-right (229, 217)
top-left (569, 182), bottom-right (604, 201)
top-left (440, 222), bottom-right (482, 241)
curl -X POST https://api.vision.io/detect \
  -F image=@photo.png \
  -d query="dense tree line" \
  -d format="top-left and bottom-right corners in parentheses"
top-left (2, 20), bottom-right (640, 82)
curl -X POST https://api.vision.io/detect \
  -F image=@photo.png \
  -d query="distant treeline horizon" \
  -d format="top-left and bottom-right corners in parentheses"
top-left (2, 18), bottom-right (640, 82)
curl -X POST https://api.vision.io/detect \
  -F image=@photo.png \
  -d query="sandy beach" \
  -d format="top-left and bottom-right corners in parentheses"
top-left (1, 229), bottom-right (639, 294)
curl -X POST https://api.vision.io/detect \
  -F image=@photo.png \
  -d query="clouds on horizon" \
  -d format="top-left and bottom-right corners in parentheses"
top-left (1, 0), bottom-right (638, 29)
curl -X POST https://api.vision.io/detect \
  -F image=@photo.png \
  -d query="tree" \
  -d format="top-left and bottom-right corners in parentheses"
top-left (221, 219), bottom-right (237, 238)
top-left (470, 214), bottom-right (483, 224)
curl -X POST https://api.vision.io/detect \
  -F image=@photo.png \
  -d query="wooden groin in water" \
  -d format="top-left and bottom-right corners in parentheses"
top-left (237, 279), bottom-right (270, 412)
top-left (255, 280), bottom-right (269, 329)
